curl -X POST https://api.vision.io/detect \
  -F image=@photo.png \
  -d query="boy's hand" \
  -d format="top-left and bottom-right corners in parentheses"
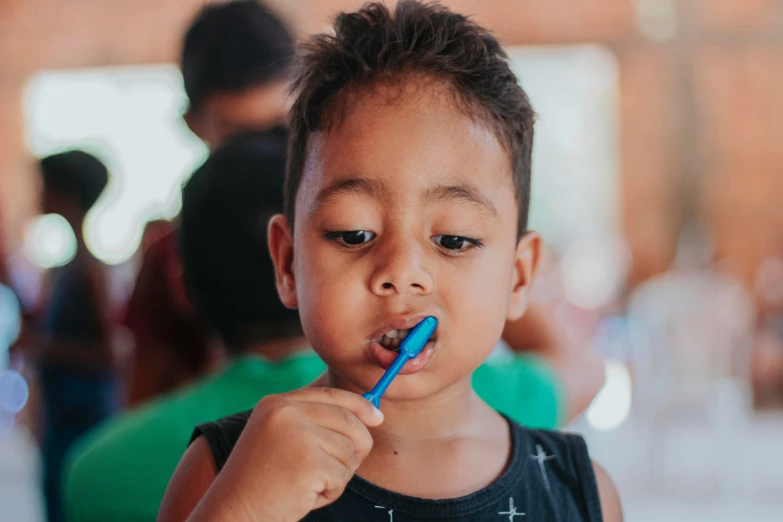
top-left (210, 387), bottom-right (383, 521)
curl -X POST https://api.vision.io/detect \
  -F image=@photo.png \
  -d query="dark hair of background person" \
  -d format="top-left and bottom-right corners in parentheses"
top-left (285, 0), bottom-right (535, 239)
top-left (180, 129), bottom-right (301, 355)
top-left (181, 0), bottom-right (295, 111)
top-left (39, 150), bottom-right (109, 212)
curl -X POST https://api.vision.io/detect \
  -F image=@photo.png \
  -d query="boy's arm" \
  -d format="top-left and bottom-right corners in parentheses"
top-left (159, 388), bottom-right (383, 522)
top-left (593, 461), bottom-right (623, 522)
top-left (157, 438), bottom-right (219, 522)
top-left (503, 303), bottom-right (605, 422)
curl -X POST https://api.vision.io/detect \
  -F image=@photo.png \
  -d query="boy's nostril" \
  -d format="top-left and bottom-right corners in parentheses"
top-left (382, 282), bottom-right (393, 290)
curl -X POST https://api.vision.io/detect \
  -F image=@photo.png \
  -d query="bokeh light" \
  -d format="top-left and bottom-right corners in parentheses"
top-left (0, 370), bottom-right (29, 413)
top-left (22, 213), bottom-right (77, 269)
top-left (592, 315), bottom-right (636, 361)
top-left (0, 284), bottom-right (21, 352)
top-left (634, 0), bottom-right (678, 42)
top-left (0, 410), bottom-right (14, 435)
top-left (561, 236), bottom-right (630, 310)
top-left (586, 358), bottom-right (633, 431)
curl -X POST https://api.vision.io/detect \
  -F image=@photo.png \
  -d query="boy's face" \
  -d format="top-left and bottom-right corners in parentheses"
top-left (270, 81), bottom-right (540, 401)
top-left (184, 80), bottom-right (289, 149)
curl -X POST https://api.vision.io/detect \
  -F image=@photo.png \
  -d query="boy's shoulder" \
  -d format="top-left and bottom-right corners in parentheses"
top-left (191, 408), bottom-right (253, 472)
top-left (510, 422), bottom-right (606, 521)
top-left (514, 422), bottom-right (591, 458)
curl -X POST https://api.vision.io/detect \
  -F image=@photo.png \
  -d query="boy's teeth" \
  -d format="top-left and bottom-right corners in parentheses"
top-left (375, 328), bottom-right (415, 350)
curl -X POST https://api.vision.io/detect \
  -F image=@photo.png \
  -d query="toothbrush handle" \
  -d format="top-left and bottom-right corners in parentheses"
top-left (361, 392), bottom-right (380, 409)
top-left (362, 352), bottom-right (408, 408)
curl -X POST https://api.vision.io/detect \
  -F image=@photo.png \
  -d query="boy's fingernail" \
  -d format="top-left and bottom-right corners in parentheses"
top-left (372, 407), bottom-right (384, 420)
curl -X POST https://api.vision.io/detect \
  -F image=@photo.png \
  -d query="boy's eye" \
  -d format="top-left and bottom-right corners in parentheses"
top-left (432, 235), bottom-right (481, 252)
top-left (326, 230), bottom-right (376, 246)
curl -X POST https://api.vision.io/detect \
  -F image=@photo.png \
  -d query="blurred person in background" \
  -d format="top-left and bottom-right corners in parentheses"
top-left (123, 0), bottom-right (294, 406)
top-left (32, 150), bottom-right (117, 522)
top-left (64, 131), bottom-right (311, 522)
top-left (180, 0), bottom-right (292, 148)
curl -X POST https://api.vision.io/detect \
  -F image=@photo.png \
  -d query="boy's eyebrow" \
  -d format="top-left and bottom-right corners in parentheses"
top-left (422, 183), bottom-right (497, 215)
top-left (311, 178), bottom-right (497, 216)
top-left (312, 177), bottom-right (389, 213)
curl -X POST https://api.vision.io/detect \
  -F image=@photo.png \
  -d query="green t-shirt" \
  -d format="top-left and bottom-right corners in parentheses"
top-left (64, 350), bottom-right (562, 522)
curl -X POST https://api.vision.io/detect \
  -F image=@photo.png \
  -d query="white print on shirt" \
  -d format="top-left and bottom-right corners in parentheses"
top-left (530, 444), bottom-right (556, 491)
top-left (498, 497), bottom-right (526, 520)
top-left (375, 505), bottom-right (393, 521)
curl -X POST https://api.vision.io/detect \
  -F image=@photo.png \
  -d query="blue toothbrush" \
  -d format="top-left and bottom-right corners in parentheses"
top-left (362, 316), bottom-right (438, 408)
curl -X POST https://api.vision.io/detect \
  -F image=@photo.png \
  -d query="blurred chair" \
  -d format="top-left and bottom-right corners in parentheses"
top-left (0, 426), bottom-right (45, 522)
top-left (627, 228), bottom-right (755, 496)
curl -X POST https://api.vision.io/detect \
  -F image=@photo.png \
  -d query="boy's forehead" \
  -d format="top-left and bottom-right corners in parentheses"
top-left (301, 83), bottom-right (512, 188)
top-left (295, 85), bottom-right (517, 220)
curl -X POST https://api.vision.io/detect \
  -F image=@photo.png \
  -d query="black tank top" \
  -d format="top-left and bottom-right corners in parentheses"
top-left (192, 411), bottom-right (603, 521)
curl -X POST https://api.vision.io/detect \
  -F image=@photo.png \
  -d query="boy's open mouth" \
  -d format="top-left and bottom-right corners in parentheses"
top-left (367, 317), bottom-right (439, 375)
top-left (375, 328), bottom-right (410, 351)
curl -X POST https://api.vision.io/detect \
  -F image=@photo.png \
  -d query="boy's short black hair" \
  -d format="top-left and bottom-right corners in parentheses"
top-left (181, 0), bottom-right (294, 111)
top-left (286, 1), bottom-right (535, 238)
top-left (180, 128), bottom-right (301, 354)
top-left (40, 150), bottom-right (109, 213)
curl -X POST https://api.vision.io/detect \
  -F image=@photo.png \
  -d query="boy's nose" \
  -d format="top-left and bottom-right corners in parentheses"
top-left (369, 237), bottom-right (433, 296)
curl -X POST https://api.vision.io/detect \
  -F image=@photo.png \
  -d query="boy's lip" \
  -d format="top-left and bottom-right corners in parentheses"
top-left (367, 314), bottom-right (440, 342)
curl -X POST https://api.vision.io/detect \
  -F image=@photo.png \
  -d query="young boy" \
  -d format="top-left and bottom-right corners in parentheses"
top-left (161, 2), bottom-right (622, 521)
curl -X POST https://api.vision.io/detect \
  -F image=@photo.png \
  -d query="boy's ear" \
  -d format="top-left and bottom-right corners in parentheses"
top-left (268, 214), bottom-right (298, 309)
top-left (506, 231), bottom-right (542, 322)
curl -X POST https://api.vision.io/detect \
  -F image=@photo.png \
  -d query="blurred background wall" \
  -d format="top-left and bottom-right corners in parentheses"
top-left (2, 0), bottom-right (783, 286)
top-left (2, 1), bottom-right (783, 521)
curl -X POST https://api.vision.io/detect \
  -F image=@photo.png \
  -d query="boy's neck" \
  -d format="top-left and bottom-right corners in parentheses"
top-left (240, 336), bottom-right (310, 362)
top-left (322, 371), bottom-right (512, 498)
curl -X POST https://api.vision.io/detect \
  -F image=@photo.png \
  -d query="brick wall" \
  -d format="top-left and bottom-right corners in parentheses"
top-left (1, 0), bottom-right (781, 290)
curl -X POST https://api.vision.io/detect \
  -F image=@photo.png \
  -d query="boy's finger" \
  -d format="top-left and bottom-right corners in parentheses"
top-left (312, 425), bottom-right (358, 472)
top-left (292, 387), bottom-right (384, 426)
top-left (299, 402), bottom-right (374, 461)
